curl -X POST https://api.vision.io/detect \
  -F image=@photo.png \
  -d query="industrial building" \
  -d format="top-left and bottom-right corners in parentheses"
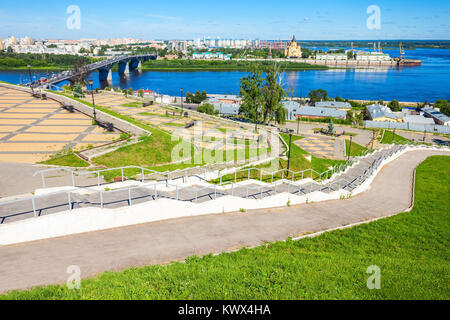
top-left (315, 101), bottom-right (352, 110)
top-left (422, 106), bottom-right (450, 126)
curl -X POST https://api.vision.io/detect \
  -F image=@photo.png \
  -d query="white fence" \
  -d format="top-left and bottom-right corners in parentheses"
top-left (365, 120), bottom-right (450, 134)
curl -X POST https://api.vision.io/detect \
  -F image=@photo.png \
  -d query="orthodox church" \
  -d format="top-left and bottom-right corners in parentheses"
top-left (284, 35), bottom-right (302, 58)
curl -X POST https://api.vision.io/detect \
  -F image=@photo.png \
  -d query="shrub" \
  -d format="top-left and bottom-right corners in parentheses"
top-left (198, 103), bottom-right (219, 115)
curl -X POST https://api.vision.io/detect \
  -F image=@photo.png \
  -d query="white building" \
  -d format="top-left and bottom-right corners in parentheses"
top-left (355, 52), bottom-right (391, 61)
top-left (316, 53), bottom-right (347, 60)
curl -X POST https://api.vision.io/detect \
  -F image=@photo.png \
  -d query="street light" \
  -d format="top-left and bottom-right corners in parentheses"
top-left (347, 135), bottom-right (353, 161)
top-left (371, 129), bottom-right (375, 150)
top-left (287, 129), bottom-right (294, 175)
top-left (27, 65), bottom-right (34, 95)
top-left (180, 88), bottom-right (184, 115)
top-left (88, 79), bottom-right (97, 122)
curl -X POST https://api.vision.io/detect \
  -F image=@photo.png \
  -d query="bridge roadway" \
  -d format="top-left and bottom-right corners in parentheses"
top-left (0, 148), bottom-right (447, 293)
top-left (0, 145), bottom-right (400, 224)
top-left (31, 54), bottom-right (157, 88)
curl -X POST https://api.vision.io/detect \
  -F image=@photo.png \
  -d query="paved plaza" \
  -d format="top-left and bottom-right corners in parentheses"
top-left (294, 135), bottom-right (340, 159)
top-left (0, 87), bottom-right (121, 163)
top-left (83, 92), bottom-right (266, 150)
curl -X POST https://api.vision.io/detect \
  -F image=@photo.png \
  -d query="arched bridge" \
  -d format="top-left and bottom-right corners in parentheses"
top-left (37, 54), bottom-right (157, 87)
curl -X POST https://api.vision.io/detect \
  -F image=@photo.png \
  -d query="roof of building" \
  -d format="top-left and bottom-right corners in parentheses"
top-left (209, 94), bottom-right (241, 102)
top-left (282, 100), bottom-right (301, 109)
top-left (205, 101), bottom-right (239, 114)
top-left (366, 104), bottom-right (399, 120)
top-left (422, 106), bottom-right (450, 123)
top-left (403, 115), bottom-right (436, 125)
top-left (315, 101), bottom-right (351, 109)
top-left (296, 106), bottom-right (347, 119)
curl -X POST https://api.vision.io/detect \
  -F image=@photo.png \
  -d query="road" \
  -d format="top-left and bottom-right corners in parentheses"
top-left (0, 149), bottom-right (447, 293)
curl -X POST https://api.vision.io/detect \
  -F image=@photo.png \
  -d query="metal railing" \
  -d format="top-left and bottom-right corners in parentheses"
top-left (2, 144), bottom-right (447, 224)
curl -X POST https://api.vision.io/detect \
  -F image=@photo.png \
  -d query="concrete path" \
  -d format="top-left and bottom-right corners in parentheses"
top-left (0, 149), bottom-right (447, 293)
top-left (0, 161), bottom-right (103, 198)
top-left (283, 122), bottom-right (374, 147)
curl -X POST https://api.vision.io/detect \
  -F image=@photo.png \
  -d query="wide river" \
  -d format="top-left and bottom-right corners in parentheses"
top-left (1, 48), bottom-right (449, 102)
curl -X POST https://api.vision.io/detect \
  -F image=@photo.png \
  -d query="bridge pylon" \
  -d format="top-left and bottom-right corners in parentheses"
top-left (118, 61), bottom-right (130, 76)
top-left (99, 66), bottom-right (113, 82)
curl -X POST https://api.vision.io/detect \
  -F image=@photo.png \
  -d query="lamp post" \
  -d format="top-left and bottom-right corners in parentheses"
top-left (347, 135), bottom-right (353, 161)
top-left (27, 65), bottom-right (34, 95)
top-left (88, 79), bottom-right (97, 122)
top-left (180, 87), bottom-right (184, 116)
top-left (287, 129), bottom-right (294, 175)
top-left (371, 129), bottom-right (375, 150)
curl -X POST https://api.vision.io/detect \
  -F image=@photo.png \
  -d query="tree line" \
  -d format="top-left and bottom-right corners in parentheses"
top-left (0, 52), bottom-right (95, 68)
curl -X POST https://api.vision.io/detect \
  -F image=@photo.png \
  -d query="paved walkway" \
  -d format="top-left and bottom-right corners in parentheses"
top-left (0, 86), bottom-right (121, 163)
top-left (0, 161), bottom-right (103, 198)
top-left (294, 134), bottom-right (337, 159)
top-left (0, 149), bottom-right (447, 293)
top-left (283, 122), bottom-right (374, 147)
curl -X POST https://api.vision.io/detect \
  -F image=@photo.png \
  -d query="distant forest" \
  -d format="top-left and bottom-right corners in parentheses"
top-left (0, 52), bottom-right (97, 69)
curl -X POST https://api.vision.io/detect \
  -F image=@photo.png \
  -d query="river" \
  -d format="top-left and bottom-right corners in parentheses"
top-left (1, 48), bottom-right (449, 102)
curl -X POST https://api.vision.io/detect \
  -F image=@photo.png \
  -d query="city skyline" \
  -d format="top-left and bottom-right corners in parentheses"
top-left (0, 0), bottom-right (449, 40)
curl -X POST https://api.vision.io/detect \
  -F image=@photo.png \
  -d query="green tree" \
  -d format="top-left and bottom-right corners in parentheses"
top-left (198, 103), bottom-right (218, 115)
top-left (239, 64), bottom-right (265, 131)
top-left (72, 84), bottom-right (84, 98)
top-left (327, 119), bottom-right (335, 134)
top-left (435, 100), bottom-right (450, 116)
top-left (262, 63), bottom-right (287, 125)
top-left (308, 89), bottom-right (328, 102)
top-left (185, 91), bottom-right (207, 104)
top-left (388, 99), bottom-right (401, 112)
top-left (347, 51), bottom-right (354, 60)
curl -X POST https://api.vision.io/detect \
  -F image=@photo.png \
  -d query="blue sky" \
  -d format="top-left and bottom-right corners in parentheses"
top-left (1, 0), bottom-right (449, 40)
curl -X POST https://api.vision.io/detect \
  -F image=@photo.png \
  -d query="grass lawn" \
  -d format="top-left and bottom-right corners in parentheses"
top-left (40, 150), bottom-right (89, 167)
top-left (139, 112), bottom-right (180, 118)
top-left (92, 135), bottom-right (190, 168)
top-left (98, 145), bottom-right (271, 182)
top-left (50, 92), bottom-right (193, 168)
top-left (213, 133), bottom-right (345, 184)
top-left (345, 139), bottom-right (368, 157)
top-left (121, 102), bottom-right (143, 108)
top-left (3, 155), bottom-right (448, 299)
top-left (381, 130), bottom-right (411, 144)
